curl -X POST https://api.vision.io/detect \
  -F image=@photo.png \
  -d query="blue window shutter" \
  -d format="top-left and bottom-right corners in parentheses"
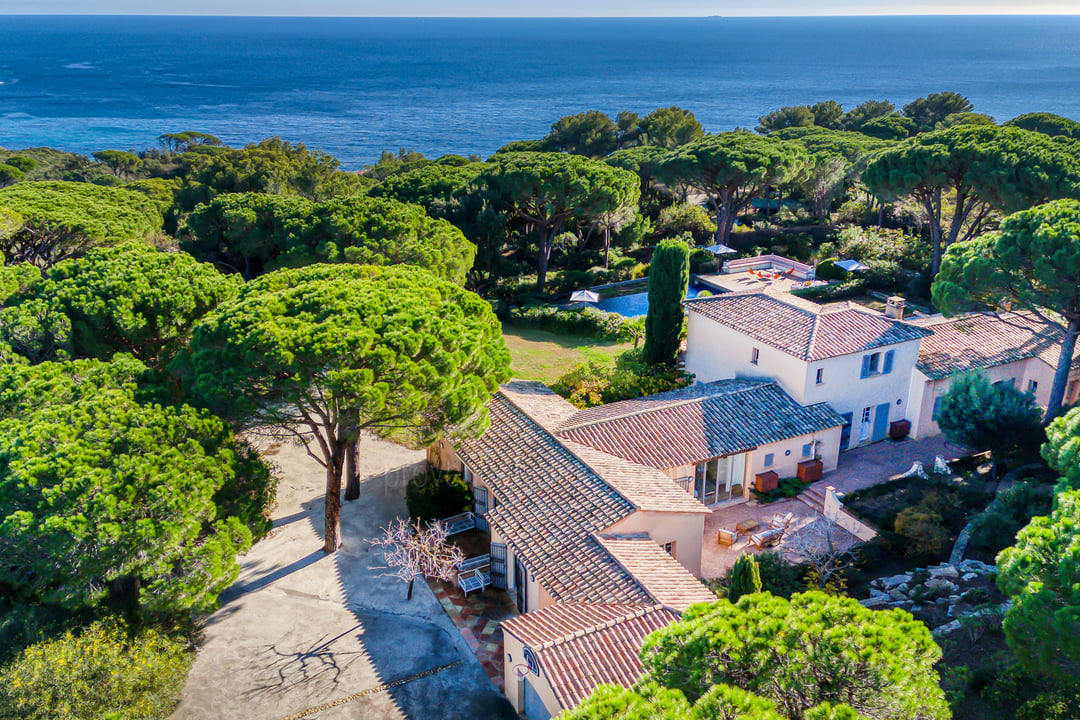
top-left (883, 350), bottom-right (895, 374)
top-left (860, 355), bottom-right (871, 378)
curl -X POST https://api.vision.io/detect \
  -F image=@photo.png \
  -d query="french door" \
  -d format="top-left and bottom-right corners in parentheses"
top-left (694, 455), bottom-right (745, 505)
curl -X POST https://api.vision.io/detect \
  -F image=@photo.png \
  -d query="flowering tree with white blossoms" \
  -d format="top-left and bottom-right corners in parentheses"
top-left (375, 518), bottom-right (465, 600)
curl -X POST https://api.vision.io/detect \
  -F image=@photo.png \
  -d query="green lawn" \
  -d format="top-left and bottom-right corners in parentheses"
top-left (501, 325), bottom-right (634, 385)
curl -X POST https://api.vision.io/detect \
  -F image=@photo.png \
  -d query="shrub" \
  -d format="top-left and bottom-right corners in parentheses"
top-left (552, 349), bottom-right (693, 408)
top-left (755, 552), bottom-right (805, 598)
top-left (791, 278), bottom-right (869, 303)
top-left (894, 506), bottom-right (949, 557)
top-left (728, 554), bottom-right (762, 602)
top-left (833, 225), bottom-right (929, 271)
top-left (814, 258), bottom-right (846, 281)
top-left (405, 469), bottom-right (472, 523)
top-left (506, 305), bottom-right (644, 343)
top-left (0, 619), bottom-right (192, 720)
top-left (968, 482), bottom-right (1053, 555)
top-left (751, 476), bottom-right (803, 503)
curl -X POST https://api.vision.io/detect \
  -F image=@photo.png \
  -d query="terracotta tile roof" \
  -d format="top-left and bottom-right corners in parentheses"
top-left (594, 535), bottom-right (718, 611)
top-left (684, 291), bottom-right (932, 361)
top-left (500, 602), bottom-right (650, 648)
top-left (456, 392), bottom-right (650, 605)
top-left (560, 440), bottom-right (709, 514)
top-left (912, 312), bottom-right (1080, 379)
top-left (556, 379), bottom-right (845, 469)
top-left (502, 603), bottom-right (682, 710)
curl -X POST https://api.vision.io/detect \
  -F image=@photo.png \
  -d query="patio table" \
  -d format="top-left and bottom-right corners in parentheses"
top-left (735, 519), bottom-right (760, 534)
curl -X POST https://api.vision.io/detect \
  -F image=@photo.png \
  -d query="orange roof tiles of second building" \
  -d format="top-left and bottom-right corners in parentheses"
top-left (684, 291), bottom-right (932, 361)
top-left (912, 311), bottom-right (1080, 379)
top-left (501, 603), bottom-right (684, 709)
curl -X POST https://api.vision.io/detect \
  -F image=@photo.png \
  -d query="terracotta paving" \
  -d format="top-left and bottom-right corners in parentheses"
top-left (427, 529), bottom-right (519, 696)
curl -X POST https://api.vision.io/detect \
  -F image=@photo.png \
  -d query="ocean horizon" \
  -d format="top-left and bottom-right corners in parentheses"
top-left (1, 14), bottom-right (1079, 167)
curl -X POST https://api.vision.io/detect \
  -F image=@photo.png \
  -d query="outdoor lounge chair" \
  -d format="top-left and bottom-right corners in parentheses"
top-left (750, 527), bottom-right (784, 549)
top-left (717, 528), bottom-right (737, 546)
top-left (770, 512), bottom-right (793, 530)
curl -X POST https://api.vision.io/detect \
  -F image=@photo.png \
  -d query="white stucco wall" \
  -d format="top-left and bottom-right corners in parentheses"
top-left (685, 312), bottom-right (808, 396)
top-left (800, 340), bottom-right (922, 441)
top-left (685, 310), bottom-right (923, 448)
top-left (503, 631), bottom-right (562, 719)
top-left (603, 511), bottom-right (706, 576)
top-left (745, 425), bottom-right (842, 480)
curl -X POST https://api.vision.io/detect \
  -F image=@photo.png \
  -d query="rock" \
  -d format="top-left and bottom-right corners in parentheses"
top-left (889, 589), bottom-right (909, 602)
top-left (935, 597), bottom-right (950, 606)
top-left (897, 583), bottom-right (910, 594)
top-left (860, 596), bottom-right (890, 608)
top-left (880, 573), bottom-right (912, 589)
top-left (947, 605), bottom-right (956, 618)
top-left (929, 565), bottom-right (959, 579)
top-left (925, 578), bottom-right (959, 594)
top-left (869, 588), bottom-right (888, 599)
top-left (962, 572), bottom-right (978, 582)
top-left (932, 620), bottom-right (962, 637)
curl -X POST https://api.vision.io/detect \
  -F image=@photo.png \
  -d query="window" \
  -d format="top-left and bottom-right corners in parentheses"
top-left (662, 541), bottom-right (676, 558)
top-left (816, 368), bottom-right (824, 385)
top-left (802, 442), bottom-right (813, 458)
top-left (1028, 380), bottom-right (1038, 394)
top-left (861, 406), bottom-right (872, 423)
top-left (861, 350), bottom-right (895, 378)
top-left (751, 347), bottom-right (760, 365)
top-left (932, 396), bottom-right (942, 420)
top-left (763, 452), bottom-right (774, 467)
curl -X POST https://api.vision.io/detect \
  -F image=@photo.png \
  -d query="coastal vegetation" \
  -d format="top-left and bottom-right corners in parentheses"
top-left (0, 93), bottom-right (1079, 718)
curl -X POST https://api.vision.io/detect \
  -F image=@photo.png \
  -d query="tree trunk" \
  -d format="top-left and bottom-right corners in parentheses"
top-left (323, 447), bottom-right (345, 553)
top-left (603, 226), bottom-right (611, 270)
top-left (1045, 318), bottom-right (1080, 423)
top-left (343, 438), bottom-right (360, 501)
top-left (536, 225), bottom-right (554, 293)
top-left (407, 576), bottom-right (415, 601)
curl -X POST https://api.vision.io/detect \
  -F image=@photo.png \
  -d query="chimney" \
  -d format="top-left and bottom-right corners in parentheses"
top-left (885, 296), bottom-right (906, 320)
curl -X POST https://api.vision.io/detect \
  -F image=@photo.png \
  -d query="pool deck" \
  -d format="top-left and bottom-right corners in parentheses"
top-left (696, 271), bottom-right (821, 294)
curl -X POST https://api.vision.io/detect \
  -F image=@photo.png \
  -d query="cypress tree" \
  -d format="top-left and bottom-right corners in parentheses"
top-left (643, 238), bottom-right (690, 366)
top-left (728, 554), bottom-right (762, 602)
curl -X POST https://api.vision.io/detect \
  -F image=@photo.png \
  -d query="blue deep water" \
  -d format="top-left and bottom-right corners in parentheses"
top-left (1, 15), bottom-right (1079, 167)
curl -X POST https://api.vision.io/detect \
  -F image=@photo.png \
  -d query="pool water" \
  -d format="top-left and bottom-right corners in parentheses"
top-left (594, 283), bottom-right (712, 318)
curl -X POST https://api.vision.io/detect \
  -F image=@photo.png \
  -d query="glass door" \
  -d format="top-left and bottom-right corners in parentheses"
top-left (695, 455), bottom-right (744, 505)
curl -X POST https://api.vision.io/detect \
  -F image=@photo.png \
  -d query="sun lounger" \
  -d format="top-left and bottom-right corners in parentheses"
top-left (430, 511), bottom-right (476, 537)
top-left (751, 528), bottom-right (784, 549)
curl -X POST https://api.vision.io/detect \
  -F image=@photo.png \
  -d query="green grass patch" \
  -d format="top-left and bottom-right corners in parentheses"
top-left (501, 325), bottom-right (633, 385)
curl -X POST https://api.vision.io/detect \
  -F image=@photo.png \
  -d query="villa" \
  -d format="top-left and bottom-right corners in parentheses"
top-left (431, 280), bottom-right (1080, 720)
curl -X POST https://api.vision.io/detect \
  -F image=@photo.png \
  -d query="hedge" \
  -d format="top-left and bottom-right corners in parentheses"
top-left (507, 305), bottom-right (644, 344)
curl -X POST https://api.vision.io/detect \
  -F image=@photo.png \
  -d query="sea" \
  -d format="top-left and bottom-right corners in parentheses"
top-left (1, 15), bottom-right (1079, 169)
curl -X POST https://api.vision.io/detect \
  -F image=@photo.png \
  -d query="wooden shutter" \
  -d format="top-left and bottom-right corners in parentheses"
top-left (860, 355), bottom-right (872, 378)
top-left (883, 349), bottom-right (895, 374)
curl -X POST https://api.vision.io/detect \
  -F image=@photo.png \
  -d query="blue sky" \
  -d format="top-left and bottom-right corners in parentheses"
top-left (3, 0), bottom-right (1078, 15)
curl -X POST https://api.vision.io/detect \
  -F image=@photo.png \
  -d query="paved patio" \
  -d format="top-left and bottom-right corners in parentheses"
top-left (700, 435), bottom-right (961, 579)
top-left (816, 435), bottom-right (961, 495)
top-left (428, 529), bottom-right (518, 695)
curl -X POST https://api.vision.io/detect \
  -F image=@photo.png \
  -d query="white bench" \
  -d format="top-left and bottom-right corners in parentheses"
top-left (457, 554), bottom-right (491, 595)
top-left (430, 511), bottom-right (476, 537)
